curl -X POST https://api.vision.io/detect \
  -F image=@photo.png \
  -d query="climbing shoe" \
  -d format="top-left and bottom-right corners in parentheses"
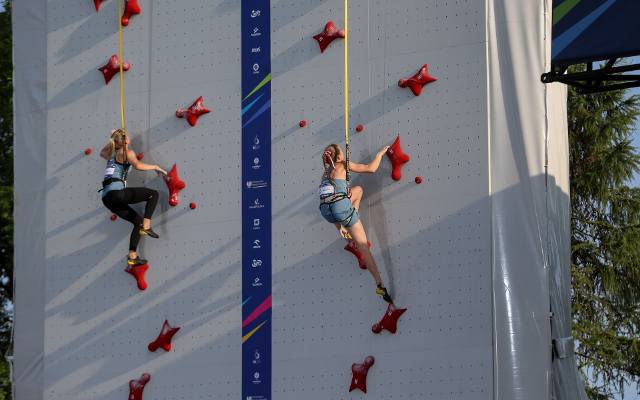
top-left (127, 256), bottom-right (148, 266)
top-left (376, 284), bottom-right (393, 304)
top-left (139, 227), bottom-right (159, 239)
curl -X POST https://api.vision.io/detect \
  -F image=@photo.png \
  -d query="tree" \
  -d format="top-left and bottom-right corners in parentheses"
top-left (569, 78), bottom-right (640, 399)
top-left (0, 0), bottom-right (12, 398)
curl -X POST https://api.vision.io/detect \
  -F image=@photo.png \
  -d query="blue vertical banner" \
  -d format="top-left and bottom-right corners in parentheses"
top-left (241, 2), bottom-right (272, 400)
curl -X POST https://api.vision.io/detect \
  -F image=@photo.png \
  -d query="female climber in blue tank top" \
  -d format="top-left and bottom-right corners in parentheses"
top-left (319, 143), bottom-right (394, 304)
top-left (99, 129), bottom-right (167, 266)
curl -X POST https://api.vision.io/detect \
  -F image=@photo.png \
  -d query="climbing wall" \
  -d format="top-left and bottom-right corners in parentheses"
top-left (12, 0), bottom-right (583, 400)
top-left (26, 0), bottom-right (243, 399)
top-left (270, 1), bottom-right (492, 399)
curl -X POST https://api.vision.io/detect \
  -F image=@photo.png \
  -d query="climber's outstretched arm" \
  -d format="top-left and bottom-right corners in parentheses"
top-left (348, 145), bottom-right (390, 173)
top-left (127, 149), bottom-right (167, 175)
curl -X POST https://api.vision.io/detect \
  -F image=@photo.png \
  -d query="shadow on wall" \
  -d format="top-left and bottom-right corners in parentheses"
top-left (40, 171), bottom-right (566, 398)
top-left (43, 237), bottom-right (241, 391)
top-left (312, 86), bottom-right (414, 148)
top-left (39, 0), bottom-right (565, 390)
top-left (144, 115), bottom-right (194, 155)
top-left (47, 68), bottom-right (105, 111)
top-left (270, 0), bottom-right (331, 31)
top-left (214, 0), bottom-right (240, 15)
top-left (271, 37), bottom-right (323, 80)
top-left (46, 0), bottom-right (120, 109)
top-left (50, 0), bottom-right (117, 63)
top-left (271, 83), bottom-right (415, 154)
top-left (46, 0), bottom-right (99, 32)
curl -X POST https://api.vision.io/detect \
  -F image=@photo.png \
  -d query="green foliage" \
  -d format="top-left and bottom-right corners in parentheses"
top-left (569, 78), bottom-right (640, 399)
top-left (0, 1), bottom-right (12, 398)
top-left (0, 0), bottom-right (11, 187)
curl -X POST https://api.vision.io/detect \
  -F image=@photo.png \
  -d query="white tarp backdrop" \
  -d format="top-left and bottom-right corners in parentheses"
top-left (12, 0), bottom-right (586, 399)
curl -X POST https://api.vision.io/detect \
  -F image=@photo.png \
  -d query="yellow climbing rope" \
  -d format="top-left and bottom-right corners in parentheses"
top-left (117, 0), bottom-right (126, 131)
top-left (344, 0), bottom-right (350, 182)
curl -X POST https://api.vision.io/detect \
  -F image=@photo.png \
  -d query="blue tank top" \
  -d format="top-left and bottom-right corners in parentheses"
top-left (318, 177), bottom-right (348, 200)
top-left (101, 158), bottom-right (131, 197)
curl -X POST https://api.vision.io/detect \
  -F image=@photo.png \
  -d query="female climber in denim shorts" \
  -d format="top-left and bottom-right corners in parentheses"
top-left (99, 129), bottom-right (167, 266)
top-left (319, 143), bottom-right (393, 303)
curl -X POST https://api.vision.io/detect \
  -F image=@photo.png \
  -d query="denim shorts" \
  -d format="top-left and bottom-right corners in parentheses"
top-left (319, 198), bottom-right (359, 228)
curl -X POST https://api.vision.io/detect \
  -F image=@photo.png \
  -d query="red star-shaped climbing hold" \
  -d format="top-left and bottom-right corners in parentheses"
top-left (386, 135), bottom-right (410, 181)
top-left (98, 55), bottom-right (131, 85)
top-left (125, 263), bottom-right (149, 291)
top-left (121, 0), bottom-right (141, 27)
top-left (94, 0), bottom-right (104, 12)
top-left (349, 356), bottom-right (375, 393)
top-left (344, 240), bottom-right (372, 270)
top-left (398, 64), bottom-right (437, 96)
top-left (313, 20), bottom-right (345, 53)
top-left (372, 303), bottom-right (407, 334)
top-left (148, 320), bottom-right (181, 352)
top-left (128, 373), bottom-right (150, 400)
top-left (176, 96), bottom-right (211, 127)
top-left (163, 164), bottom-right (186, 207)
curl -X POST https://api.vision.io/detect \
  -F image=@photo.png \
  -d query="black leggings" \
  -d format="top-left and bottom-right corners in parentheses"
top-left (102, 187), bottom-right (159, 251)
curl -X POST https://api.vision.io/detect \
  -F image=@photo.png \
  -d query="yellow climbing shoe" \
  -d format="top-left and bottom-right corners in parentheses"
top-left (376, 284), bottom-right (393, 304)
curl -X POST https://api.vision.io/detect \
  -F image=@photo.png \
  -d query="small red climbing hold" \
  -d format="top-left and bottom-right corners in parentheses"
top-left (176, 96), bottom-right (210, 127)
top-left (93, 0), bottom-right (104, 12)
top-left (125, 263), bottom-right (149, 291)
top-left (372, 303), bottom-right (407, 334)
top-left (415, 176), bottom-right (423, 184)
top-left (98, 55), bottom-right (130, 85)
top-left (136, 152), bottom-right (144, 161)
top-left (386, 135), bottom-right (410, 181)
top-left (349, 356), bottom-right (375, 393)
top-left (398, 64), bottom-right (437, 96)
top-left (344, 240), bottom-right (372, 270)
top-left (128, 373), bottom-right (151, 400)
top-left (299, 120), bottom-right (307, 128)
top-left (313, 20), bottom-right (346, 53)
top-left (355, 124), bottom-right (364, 133)
top-left (148, 320), bottom-right (181, 352)
top-left (189, 202), bottom-right (197, 210)
top-left (110, 214), bottom-right (118, 221)
top-left (84, 148), bottom-right (92, 156)
top-left (121, 0), bottom-right (141, 26)
top-left (163, 164), bottom-right (186, 207)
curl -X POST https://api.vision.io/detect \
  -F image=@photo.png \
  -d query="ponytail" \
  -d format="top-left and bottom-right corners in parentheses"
top-left (322, 144), bottom-right (340, 177)
top-left (104, 129), bottom-right (127, 160)
top-left (105, 138), bottom-right (116, 159)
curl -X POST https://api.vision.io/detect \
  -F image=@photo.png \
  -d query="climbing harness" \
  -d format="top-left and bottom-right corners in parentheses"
top-left (319, 194), bottom-right (356, 227)
top-left (99, 155), bottom-right (131, 192)
top-left (318, 168), bottom-right (356, 227)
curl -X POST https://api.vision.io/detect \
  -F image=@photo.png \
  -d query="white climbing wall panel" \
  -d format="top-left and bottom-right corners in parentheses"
top-left (43, 0), bottom-right (243, 399)
top-left (13, 0), bottom-right (579, 399)
top-left (271, 0), bottom-right (491, 399)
